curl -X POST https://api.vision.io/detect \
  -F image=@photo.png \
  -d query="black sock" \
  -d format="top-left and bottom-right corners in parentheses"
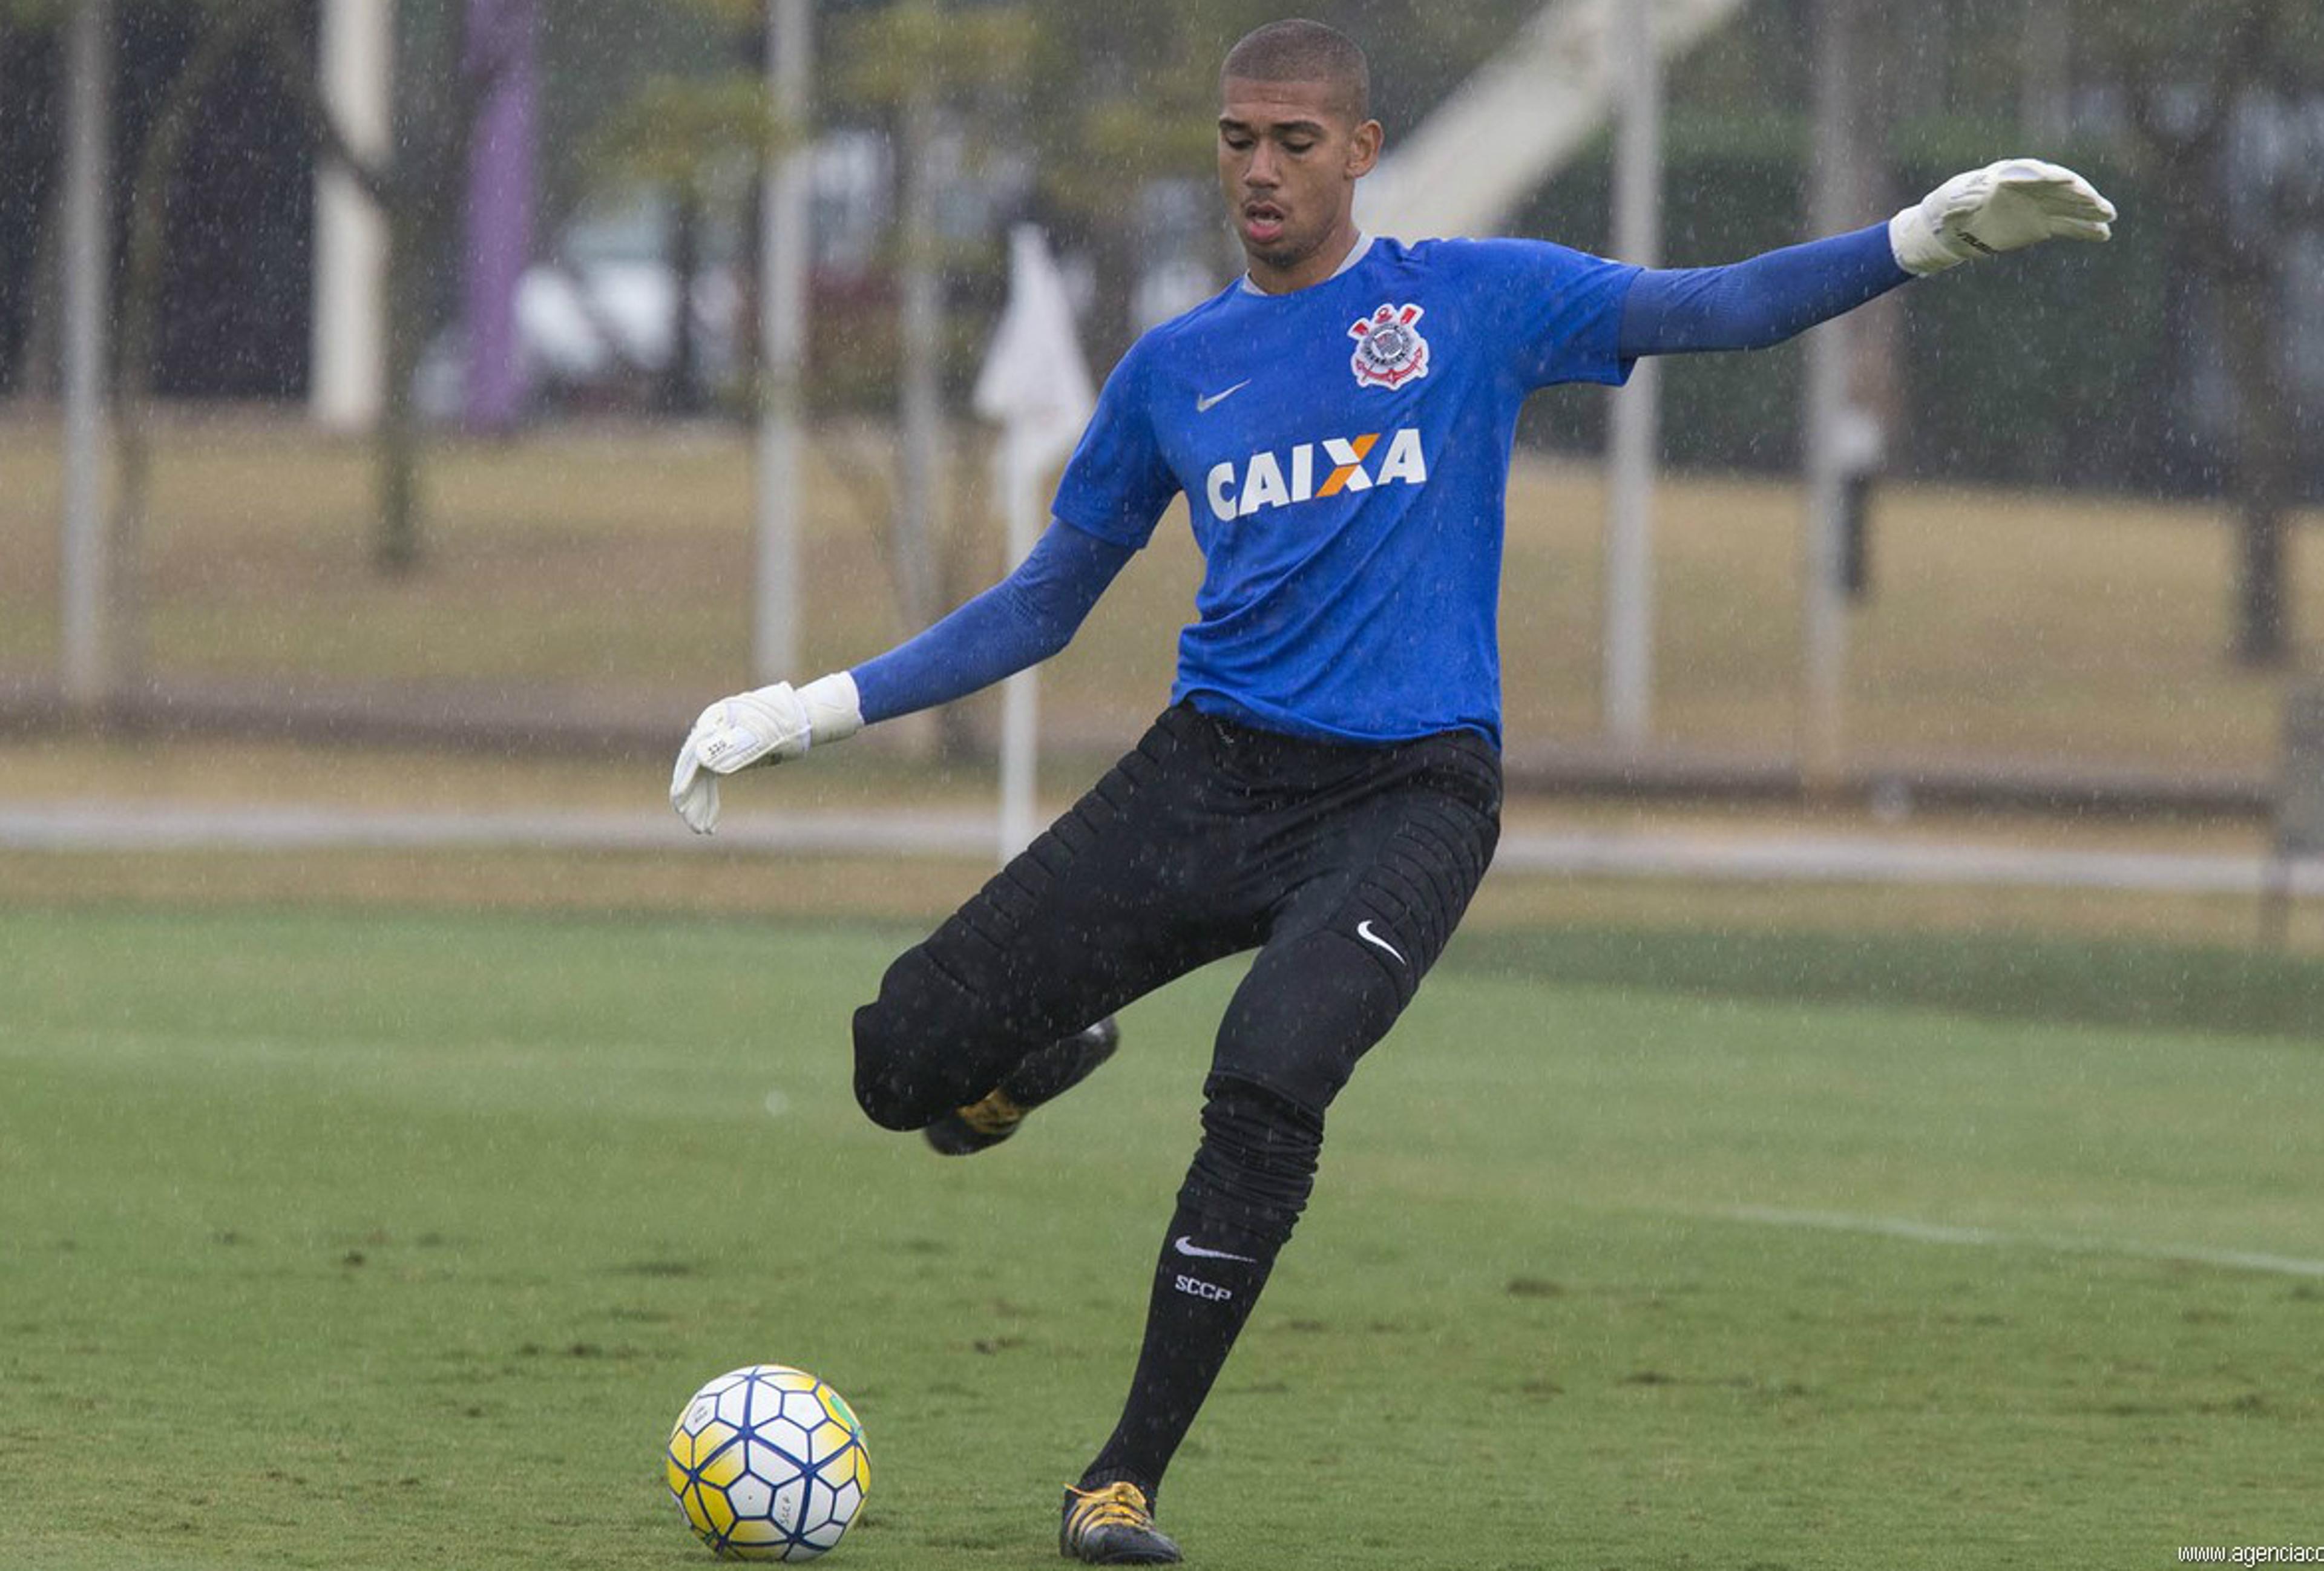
top-left (1077, 1198), bottom-right (1283, 1501)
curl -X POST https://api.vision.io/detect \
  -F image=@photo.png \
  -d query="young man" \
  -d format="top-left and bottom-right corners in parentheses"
top-left (671, 19), bottom-right (2113, 1564)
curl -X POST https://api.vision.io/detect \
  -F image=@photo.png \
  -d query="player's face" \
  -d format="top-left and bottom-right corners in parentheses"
top-left (1217, 76), bottom-right (1382, 294)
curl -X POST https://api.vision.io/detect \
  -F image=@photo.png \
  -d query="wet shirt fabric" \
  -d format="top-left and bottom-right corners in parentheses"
top-left (1051, 236), bottom-right (1638, 747)
top-left (845, 224), bottom-right (1908, 741)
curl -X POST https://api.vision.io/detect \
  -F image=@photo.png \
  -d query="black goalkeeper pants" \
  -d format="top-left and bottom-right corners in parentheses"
top-left (852, 701), bottom-right (1502, 1129)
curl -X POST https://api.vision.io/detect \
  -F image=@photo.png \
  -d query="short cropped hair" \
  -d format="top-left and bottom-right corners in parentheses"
top-left (1221, 18), bottom-right (1371, 123)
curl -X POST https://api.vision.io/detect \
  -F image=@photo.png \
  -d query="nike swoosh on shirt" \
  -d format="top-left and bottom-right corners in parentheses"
top-left (1356, 920), bottom-right (1408, 966)
top-left (1173, 1235), bottom-right (1258, 1263)
top-left (1195, 380), bottom-right (1250, 412)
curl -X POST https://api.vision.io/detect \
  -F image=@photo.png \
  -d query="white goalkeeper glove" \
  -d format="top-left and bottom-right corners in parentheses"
top-left (669, 672), bottom-right (862, 835)
top-left (1888, 158), bottom-right (2116, 277)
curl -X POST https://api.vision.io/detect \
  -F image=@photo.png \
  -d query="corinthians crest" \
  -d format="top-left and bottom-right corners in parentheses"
top-left (1347, 302), bottom-right (1430, 390)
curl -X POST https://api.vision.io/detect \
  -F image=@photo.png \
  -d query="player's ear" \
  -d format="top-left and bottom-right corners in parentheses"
top-left (1347, 118), bottom-right (1383, 178)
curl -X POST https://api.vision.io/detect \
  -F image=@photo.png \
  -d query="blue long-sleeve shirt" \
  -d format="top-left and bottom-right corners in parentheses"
top-left (851, 223), bottom-right (1909, 727)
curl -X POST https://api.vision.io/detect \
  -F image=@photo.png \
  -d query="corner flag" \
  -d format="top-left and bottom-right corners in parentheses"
top-left (975, 225), bottom-right (1095, 861)
top-left (974, 225), bottom-right (1095, 470)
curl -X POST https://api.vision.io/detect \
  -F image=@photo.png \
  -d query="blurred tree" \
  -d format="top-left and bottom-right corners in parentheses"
top-left (0, 0), bottom-right (468, 573)
top-left (0, 1), bottom-right (64, 401)
top-left (1003, 0), bottom-right (1268, 366)
top-left (2083, 0), bottom-right (2324, 667)
top-left (537, 0), bottom-right (757, 237)
top-left (1008, 0), bottom-right (1544, 365)
top-left (274, 0), bottom-right (628, 572)
top-left (589, 67), bottom-right (785, 413)
top-left (0, 0), bottom-right (308, 683)
top-left (249, 0), bottom-right (493, 572)
top-left (570, 0), bottom-right (808, 416)
top-left (113, 0), bottom-right (284, 683)
top-left (378, 1), bottom-right (479, 572)
top-left (830, 0), bottom-right (1036, 755)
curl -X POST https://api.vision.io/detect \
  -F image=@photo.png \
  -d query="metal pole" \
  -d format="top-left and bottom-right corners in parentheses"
top-left (755, 0), bottom-right (812, 683)
top-left (1604, 0), bottom-right (1662, 749)
top-left (997, 436), bottom-right (1039, 861)
top-left (312, 0), bottom-right (393, 433)
top-left (60, 0), bottom-right (114, 713)
top-left (1800, 0), bottom-right (1859, 789)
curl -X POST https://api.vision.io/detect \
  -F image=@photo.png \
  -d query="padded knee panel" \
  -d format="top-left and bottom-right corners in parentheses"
top-left (1210, 928), bottom-right (1410, 1115)
top-left (851, 946), bottom-right (1022, 1131)
top-left (1178, 1075), bottom-right (1326, 1247)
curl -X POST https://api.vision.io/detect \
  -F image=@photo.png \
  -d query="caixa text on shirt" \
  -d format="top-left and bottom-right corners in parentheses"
top-left (1203, 427), bottom-right (1429, 522)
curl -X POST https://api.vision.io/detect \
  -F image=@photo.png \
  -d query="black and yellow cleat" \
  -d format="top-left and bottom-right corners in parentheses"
top-left (923, 1018), bottom-right (1120, 1156)
top-left (1060, 1481), bottom-right (1181, 1565)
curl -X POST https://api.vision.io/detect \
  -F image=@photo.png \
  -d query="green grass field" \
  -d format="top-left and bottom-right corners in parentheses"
top-left (4, 907), bottom-right (2319, 1569)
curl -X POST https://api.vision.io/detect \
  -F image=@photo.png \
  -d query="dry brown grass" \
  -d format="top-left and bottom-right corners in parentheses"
top-left (4, 409), bottom-right (2316, 771)
top-left (4, 408), bottom-right (2321, 952)
top-left (1496, 463), bottom-right (2323, 770)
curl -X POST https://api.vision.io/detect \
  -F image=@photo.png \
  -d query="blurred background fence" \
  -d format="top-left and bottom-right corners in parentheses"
top-left (0, 0), bottom-right (2319, 818)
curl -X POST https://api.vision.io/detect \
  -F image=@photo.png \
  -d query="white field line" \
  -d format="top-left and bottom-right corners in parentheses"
top-left (1725, 1205), bottom-right (2324, 1280)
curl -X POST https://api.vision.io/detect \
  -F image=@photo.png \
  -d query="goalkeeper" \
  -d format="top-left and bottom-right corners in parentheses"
top-left (672, 18), bottom-right (2112, 1566)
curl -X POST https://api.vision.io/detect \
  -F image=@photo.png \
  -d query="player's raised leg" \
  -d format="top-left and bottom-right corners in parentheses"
top-left (924, 1015), bottom-right (1121, 1156)
top-left (851, 711), bottom-right (1265, 1140)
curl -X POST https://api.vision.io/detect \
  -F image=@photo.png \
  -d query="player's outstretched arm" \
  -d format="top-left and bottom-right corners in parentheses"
top-left (669, 518), bottom-right (1133, 833)
top-left (1618, 159), bottom-right (2115, 359)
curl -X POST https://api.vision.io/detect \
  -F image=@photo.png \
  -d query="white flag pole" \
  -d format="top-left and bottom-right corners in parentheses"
top-left (755, 0), bottom-right (813, 684)
top-left (60, 0), bottom-right (114, 715)
top-left (1801, 0), bottom-right (1862, 789)
top-left (973, 225), bottom-right (1095, 864)
top-left (996, 433), bottom-right (1042, 858)
top-left (1603, 0), bottom-right (1663, 749)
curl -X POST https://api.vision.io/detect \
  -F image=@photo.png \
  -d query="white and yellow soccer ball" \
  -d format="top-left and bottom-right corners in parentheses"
top-left (665, 1364), bottom-right (870, 1560)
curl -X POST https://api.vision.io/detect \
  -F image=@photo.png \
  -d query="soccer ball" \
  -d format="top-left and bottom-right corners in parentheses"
top-left (664, 1363), bottom-right (870, 1560)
